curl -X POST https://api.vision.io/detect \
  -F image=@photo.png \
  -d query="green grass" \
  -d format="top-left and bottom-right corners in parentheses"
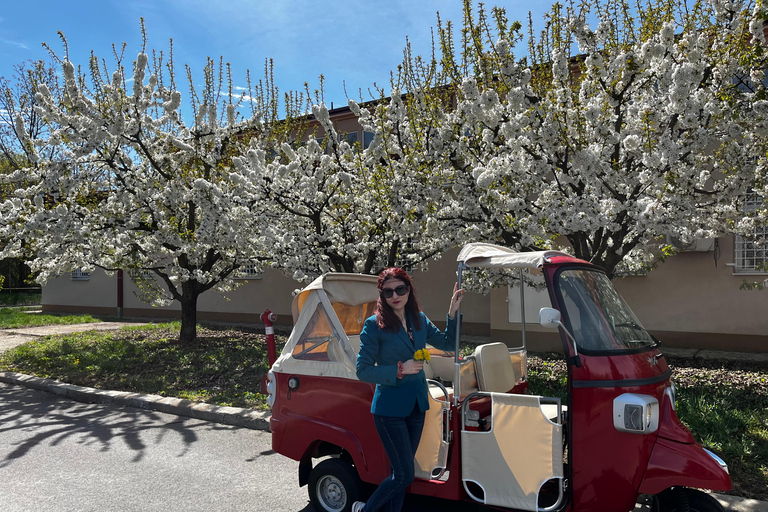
top-left (670, 360), bottom-right (768, 501)
top-left (0, 328), bottom-right (765, 500)
top-left (0, 323), bottom-right (285, 411)
top-left (0, 308), bottom-right (100, 328)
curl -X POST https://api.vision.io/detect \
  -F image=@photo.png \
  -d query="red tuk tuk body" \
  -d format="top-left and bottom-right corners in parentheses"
top-left (268, 244), bottom-right (731, 512)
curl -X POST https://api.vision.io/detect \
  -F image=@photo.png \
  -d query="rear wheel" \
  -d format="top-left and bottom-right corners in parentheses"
top-left (652, 487), bottom-right (725, 512)
top-left (308, 458), bottom-right (363, 512)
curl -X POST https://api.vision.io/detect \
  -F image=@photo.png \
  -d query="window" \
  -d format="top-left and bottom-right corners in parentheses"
top-left (371, 239), bottom-right (415, 274)
top-left (332, 301), bottom-right (376, 336)
top-left (235, 263), bottom-right (263, 280)
top-left (292, 302), bottom-right (345, 362)
top-left (556, 269), bottom-right (655, 353)
top-left (70, 269), bottom-right (91, 281)
top-left (315, 136), bottom-right (330, 154)
top-left (363, 131), bottom-right (374, 149)
top-left (339, 131), bottom-right (359, 146)
top-left (734, 193), bottom-right (768, 274)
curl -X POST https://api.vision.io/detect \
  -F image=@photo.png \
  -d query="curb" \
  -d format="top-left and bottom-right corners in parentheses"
top-left (0, 371), bottom-right (271, 432)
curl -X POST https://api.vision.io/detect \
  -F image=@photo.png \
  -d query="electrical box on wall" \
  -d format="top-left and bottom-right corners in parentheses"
top-left (665, 236), bottom-right (715, 252)
top-left (507, 273), bottom-right (552, 324)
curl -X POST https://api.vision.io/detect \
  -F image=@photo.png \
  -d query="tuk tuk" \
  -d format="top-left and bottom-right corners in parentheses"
top-left (267, 243), bottom-right (731, 512)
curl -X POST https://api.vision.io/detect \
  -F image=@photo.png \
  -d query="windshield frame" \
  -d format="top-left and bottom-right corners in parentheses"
top-left (551, 265), bottom-right (659, 356)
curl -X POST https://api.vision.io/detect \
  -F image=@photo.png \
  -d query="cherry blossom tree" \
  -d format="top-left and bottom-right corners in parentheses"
top-left (0, 60), bottom-right (62, 170)
top-left (380, 0), bottom-right (768, 278)
top-left (0, 60), bottom-right (63, 293)
top-left (0, 26), bottom-right (306, 343)
top-left (233, 96), bottom-right (455, 282)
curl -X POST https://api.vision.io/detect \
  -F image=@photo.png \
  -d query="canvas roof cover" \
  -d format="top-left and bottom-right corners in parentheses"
top-left (457, 243), bottom-right (572, 269)
top-left (275, 273), bottom-right (380, 380)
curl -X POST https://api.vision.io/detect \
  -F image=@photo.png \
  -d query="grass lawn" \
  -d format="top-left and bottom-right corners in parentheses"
top-left (0, 324), bottom-right (765, 501)
top-left (0, 323), bottom-right (282, 410)
top-left (0, 308), bottom-right (100, 329)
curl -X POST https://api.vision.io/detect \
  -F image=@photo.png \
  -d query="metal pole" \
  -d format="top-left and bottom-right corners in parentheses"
top-left (453, 263), bottom-right (464, 407)
top-left (519, 268), bottom-right (526, 351)
top-left (260, 309), bottom-right (278, 393)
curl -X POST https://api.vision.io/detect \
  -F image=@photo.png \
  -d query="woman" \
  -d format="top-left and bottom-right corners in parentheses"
top-left (354, 267), bottom-right (463, 512)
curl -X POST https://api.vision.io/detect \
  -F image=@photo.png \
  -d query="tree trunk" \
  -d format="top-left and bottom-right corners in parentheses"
top-left (178, 281), bottom-right (199, 344)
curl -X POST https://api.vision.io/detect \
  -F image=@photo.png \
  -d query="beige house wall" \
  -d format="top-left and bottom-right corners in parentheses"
top-left (612, 236), bottom-right (768, 352)
top-left (42, 237), bottom-right (767, 352)
top-left (41, 248), bottom-right (491, 335)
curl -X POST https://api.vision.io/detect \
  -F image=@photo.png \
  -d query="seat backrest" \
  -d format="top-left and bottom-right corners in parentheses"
top-left (473, 342), bottom-right (519, 393)
top-left (423, 360), bottom-right (435, 379)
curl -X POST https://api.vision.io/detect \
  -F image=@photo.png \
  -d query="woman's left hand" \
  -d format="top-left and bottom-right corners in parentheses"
top-left (448, 282), bottom-right (464, 319)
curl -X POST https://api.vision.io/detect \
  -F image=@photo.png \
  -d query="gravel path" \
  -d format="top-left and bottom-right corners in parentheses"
top-left (0, 321), bottom-right (149, 353)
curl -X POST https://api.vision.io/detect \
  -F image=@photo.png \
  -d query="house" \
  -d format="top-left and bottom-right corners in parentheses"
top-left (44, 237), bottom-right (768, 353)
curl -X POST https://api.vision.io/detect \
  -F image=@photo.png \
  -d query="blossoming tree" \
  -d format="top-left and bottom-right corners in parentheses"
top-left (233, 96), bottom-right (455, 282)
top-left (0, 28), bottom-right (305, 343)
top-left (381, 0), bottom-right (768, 278)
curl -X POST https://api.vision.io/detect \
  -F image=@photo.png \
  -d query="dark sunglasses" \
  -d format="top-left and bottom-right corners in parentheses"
top-left (381, 285), bottom-right (410, 299)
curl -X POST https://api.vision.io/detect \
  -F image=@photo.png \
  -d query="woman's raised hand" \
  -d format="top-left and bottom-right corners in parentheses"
top-left (448, 282), bottom-right (464, 319)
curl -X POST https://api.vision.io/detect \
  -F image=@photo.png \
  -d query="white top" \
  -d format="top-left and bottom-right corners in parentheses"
top-left (456, 243), bottom-right (572, 269)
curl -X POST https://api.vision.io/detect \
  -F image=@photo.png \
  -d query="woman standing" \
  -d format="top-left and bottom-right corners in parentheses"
top-left (354, 267), bottom-right (463, 512)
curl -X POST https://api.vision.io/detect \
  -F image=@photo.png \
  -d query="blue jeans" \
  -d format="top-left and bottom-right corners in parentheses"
top-left (364, 405), bottom-right (425, 512)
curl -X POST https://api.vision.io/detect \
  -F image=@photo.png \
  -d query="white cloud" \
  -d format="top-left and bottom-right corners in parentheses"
top-left (0, 39), bottom-right (30, 50)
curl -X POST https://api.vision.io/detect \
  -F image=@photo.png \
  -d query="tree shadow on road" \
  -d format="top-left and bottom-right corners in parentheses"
top-left (0, 383), bottom-right (239, 466)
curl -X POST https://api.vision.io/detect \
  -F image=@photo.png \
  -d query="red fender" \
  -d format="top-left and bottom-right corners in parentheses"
top-left (638, 437), bottom-right (731, 495)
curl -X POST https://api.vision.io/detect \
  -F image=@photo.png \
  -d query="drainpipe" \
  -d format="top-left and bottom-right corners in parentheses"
top-left (117, 270), bottom-right (124, 319)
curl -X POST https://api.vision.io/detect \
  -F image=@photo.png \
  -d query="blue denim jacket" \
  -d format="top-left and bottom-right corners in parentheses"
top-left (356, 311), bottom-right (457, 417)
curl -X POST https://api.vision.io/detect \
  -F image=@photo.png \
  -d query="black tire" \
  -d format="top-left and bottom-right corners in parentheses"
top-left (652, 487), bottom-right (725, 512)
top-left (308, 458), bottom-right (363, 512)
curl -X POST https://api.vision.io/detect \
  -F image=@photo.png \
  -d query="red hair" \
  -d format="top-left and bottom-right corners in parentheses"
top-left (375, 267), bottom-right (422, 332)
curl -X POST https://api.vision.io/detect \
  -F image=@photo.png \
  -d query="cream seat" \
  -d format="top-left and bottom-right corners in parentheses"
top-left (473, 342), bottom-right (520, 393)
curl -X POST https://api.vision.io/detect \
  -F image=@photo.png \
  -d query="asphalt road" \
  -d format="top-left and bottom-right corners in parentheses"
top-left (0, 382), bottom-right (310, 512)
top-left (0, 383), bottom-right (488, 512)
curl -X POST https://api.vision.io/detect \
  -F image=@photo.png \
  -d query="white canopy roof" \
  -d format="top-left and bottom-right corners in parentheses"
top-left (457, 243), bottom-right (572, 269)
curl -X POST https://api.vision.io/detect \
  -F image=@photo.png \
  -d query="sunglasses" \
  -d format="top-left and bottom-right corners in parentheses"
top-left (381, 285), bottom-right (410, 299)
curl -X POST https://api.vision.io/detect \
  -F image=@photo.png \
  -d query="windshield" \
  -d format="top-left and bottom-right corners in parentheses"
top-left (556, 269), bottom-right (655, 352)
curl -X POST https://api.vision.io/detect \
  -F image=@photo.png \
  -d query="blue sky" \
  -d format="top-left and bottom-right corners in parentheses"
top-left (0, 1), bottom-right (550, 110)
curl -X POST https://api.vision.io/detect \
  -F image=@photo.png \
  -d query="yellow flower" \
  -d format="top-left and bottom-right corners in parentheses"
top-left (413, 349), bottom-right (431, 361)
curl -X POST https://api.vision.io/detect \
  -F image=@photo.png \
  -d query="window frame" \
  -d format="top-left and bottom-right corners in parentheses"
top-left (734, 193), bottom-right (768, 275)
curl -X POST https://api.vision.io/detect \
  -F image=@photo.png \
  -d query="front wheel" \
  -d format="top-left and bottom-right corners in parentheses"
top-left (308, 458), bottom-right (364, 512)
top-left (652, 487), bottom-right (725, 512)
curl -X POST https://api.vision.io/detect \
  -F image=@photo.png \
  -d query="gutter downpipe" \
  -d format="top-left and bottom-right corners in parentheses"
top-left (117, 270), bottom-right (124, 319)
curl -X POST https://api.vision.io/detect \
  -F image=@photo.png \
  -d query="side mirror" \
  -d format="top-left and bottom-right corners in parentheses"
top-left (538, 307), bottom-right (582, 368)
top-left (539, 307), bottom-right (562, 329)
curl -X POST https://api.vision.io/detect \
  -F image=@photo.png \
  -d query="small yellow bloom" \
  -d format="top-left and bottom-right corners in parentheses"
top-left (413, 349), bottom-right (431, 361)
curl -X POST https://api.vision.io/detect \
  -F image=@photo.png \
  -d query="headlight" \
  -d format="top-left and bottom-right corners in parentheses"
top-left (613, 393), bottom-right (659, 434)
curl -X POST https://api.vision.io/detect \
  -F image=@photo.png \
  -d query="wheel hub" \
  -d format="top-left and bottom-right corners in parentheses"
top-left (318, 475), bottom-right (347, 511)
